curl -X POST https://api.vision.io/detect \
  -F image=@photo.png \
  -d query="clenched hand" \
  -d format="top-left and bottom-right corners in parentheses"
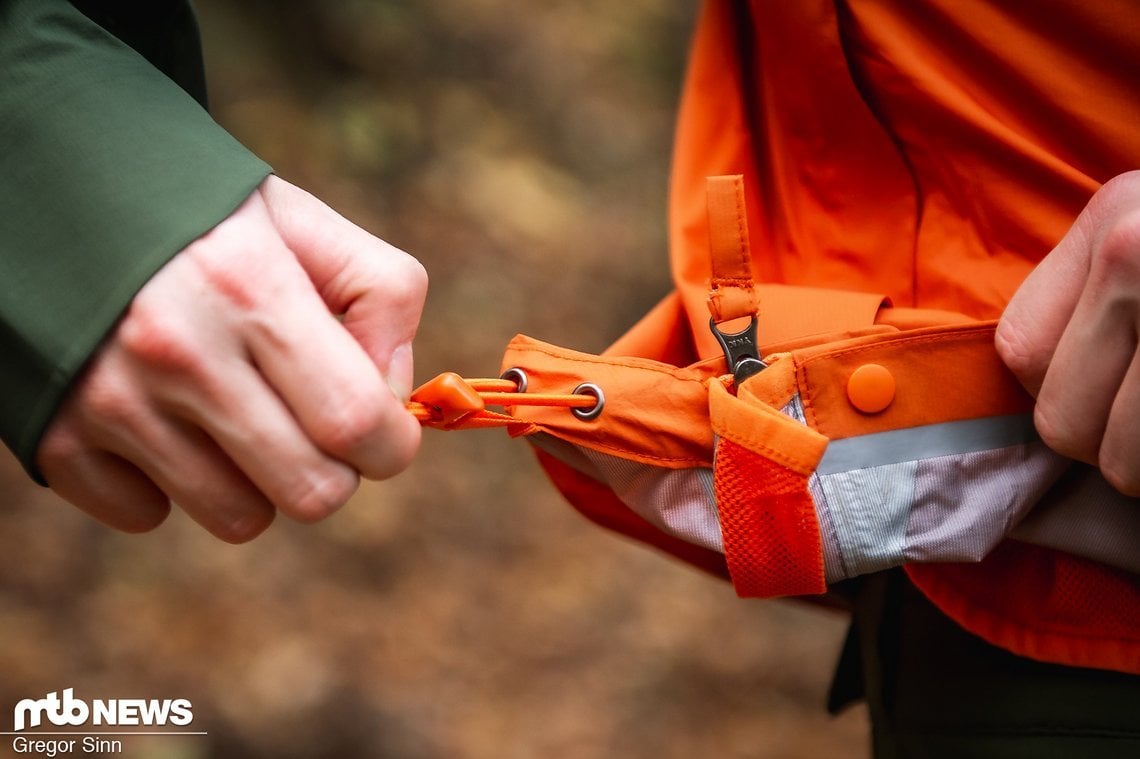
top-left (36, 176), bottom-right (428, 541)
top-left (997, 171), bottom-right (1140, 496)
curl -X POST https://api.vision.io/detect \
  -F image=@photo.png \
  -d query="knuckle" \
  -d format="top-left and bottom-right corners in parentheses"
top-left (994, 317), bottom-right (1040, 384)
top-left (284, 469), bottom-right (358, 524)
top-left (378, 253), bottom-right (429, 311)
top-left (192, 247), bottom-right (261, 309)
top-left (1090, 205), bottom-right (1140, 281)
top-left (117, 299), bottom-right (202, 374)
top-left (312, 395), bottom-right (389, 457)
top-left (78, 372), bottom-right (144, 430)
top-left (36, 425), bottom-right (82, 472)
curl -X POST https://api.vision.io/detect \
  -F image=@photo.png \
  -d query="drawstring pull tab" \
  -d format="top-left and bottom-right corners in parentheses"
top-left (410, 372), bottom-right (485, 426)
top-left (407, 370), bottom-right (604, 430)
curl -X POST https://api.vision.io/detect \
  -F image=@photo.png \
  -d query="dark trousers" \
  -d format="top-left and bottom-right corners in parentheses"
top-left (829, 570), bottom-right (1140, 758)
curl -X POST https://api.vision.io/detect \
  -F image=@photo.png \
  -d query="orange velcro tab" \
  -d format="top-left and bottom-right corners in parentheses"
top-left (709, 377), bottom-right (829, 598)
top-left (714, 437), bottom-right (826, 598)
top-left (705, 175), bottom-right (758, 324)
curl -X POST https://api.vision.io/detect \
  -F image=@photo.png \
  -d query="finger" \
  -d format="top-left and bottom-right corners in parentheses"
top-left (37, 434), bottom-right (171, 534)
top-left (1034, 290), bottom-right (1135, 464)
top-left (226, 239), bottom-right (422, 479)
top-left (175, 189), bottom-right (422, 480)
top-left (995, 222), bottom-right (1093, 397)
top-left (258, 176), bottom-right (428, 374)
top-left (1098, 348), bottom-right (1140, 496)
top-left (146, 422), bottom-right (278, 543)
top-left (96, 413), bottom-right (280, 543)
top-left (246, 305), bottom-right (424, 480)
top-left (252, 178), bottom-right (425, 475)
top-left (169, 360), bottom-right (364, 523)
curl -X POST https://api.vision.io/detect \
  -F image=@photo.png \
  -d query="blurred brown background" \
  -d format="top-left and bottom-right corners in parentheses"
top-left (0, 2), bottom-right (869, 756)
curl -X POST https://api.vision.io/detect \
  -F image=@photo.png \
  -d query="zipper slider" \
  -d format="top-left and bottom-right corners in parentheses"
top-left (710, 315), bottom-right (767, 385)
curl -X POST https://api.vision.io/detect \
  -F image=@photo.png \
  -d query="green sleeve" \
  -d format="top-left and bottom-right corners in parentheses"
top-left (0, 0), bottom-right (271, 479)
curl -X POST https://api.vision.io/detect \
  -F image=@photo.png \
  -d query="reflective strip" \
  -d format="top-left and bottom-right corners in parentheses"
top-left (814, 460), bottom-right (916, 579)
top-left (817, 414), bottom-right (1038, 475)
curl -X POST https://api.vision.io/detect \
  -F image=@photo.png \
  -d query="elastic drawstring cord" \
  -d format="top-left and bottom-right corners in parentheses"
top-left (407, 372), bottom-right (600, 430)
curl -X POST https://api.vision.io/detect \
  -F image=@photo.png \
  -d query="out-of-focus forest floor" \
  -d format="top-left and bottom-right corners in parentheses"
top-left (0, 2), bottom-right (869, 757)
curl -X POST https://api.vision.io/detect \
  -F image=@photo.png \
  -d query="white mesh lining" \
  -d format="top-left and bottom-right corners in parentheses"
top-left (527, 433), bottom-right (723, 553)
top-left (528, 395), bottom-right (1140, 581)
top-left (907, 443), bottom-right (1065, 563)
top-left (811, 444), bottom-right (1066, 582)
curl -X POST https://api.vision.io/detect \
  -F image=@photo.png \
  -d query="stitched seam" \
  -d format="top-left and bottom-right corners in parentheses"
top-left (508, 343), bottom-right (711, 385)
top-left (796, 325), bottom-right (997, 434)
top-left (797, 324), bottom-right (995, 368)
top-left (561, 436), bottom-right (707, 467)
top-left (732, 176), bottom-right (750, 277)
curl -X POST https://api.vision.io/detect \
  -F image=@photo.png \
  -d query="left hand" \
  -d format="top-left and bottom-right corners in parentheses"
top-left (996, 170), bottom-right (1140, 496)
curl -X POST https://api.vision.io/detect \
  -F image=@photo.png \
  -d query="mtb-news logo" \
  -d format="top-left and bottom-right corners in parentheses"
top-left (6, 688), bottom-right (204, 756)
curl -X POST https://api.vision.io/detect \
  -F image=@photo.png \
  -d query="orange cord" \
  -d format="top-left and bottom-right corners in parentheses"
top-left (406, 372), bottom-right (598, 430)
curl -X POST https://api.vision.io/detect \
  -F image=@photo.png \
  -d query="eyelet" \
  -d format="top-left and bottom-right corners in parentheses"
top-left (570, 383), bottom-right (605, 421)
top-left (500, 367), bottom-right (528, 393)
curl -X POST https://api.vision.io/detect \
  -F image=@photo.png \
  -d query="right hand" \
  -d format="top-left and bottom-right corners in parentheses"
top-left (996, 171), bottom-right (1140, 496)
top-left (36, 176), bottom-right (428, 542)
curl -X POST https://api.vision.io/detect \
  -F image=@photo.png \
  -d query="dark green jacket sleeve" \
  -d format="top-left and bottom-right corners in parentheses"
top-left (0, 0), bottom-right (271, 479)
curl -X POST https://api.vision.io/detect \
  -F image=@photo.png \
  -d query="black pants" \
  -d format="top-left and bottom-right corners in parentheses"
top-left (829, 571), bottom-right (1140, 758)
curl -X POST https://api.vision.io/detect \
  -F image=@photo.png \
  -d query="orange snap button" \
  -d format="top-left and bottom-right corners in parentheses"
top-left (846, 363), bottom-right (895, 414)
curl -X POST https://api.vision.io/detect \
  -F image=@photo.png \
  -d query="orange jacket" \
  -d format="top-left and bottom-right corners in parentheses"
top-left (418, 0), bottom-right (1140, 674)
top-left (672, 0), bottom-right (1140, 673)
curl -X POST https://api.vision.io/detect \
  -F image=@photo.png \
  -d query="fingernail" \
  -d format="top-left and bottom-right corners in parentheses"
top-left (386, 342), bottom-right (415, 403)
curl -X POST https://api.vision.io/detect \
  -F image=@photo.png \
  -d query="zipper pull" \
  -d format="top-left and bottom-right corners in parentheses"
top-left (710, 315), bottom-right (767, 385)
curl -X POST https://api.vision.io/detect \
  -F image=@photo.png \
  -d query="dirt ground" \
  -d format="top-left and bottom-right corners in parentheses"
top-left (0, 2), bottom-right (870, 756)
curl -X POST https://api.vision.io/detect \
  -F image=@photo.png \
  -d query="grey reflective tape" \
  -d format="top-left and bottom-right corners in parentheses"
top-left (817, 414), bottom-right (1038, 476)
top-left (816, 460), bottom-right (916, 578)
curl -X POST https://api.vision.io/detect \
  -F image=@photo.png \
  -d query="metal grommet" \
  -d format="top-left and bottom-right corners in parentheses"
top-left (571, 382), bottom-right (605, 421)
top-left (500, 367), bottom-right (528, 393)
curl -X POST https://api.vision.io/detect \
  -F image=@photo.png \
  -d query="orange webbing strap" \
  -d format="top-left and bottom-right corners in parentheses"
top-left (407, 372), bottom-right (599, 431)
top-left (704, 174), bottom-right (890, 348)
top-left (705, 175), bottom-right (758, 324)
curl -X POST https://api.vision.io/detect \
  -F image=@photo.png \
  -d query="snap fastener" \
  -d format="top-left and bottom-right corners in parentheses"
top-left (846, 363), bottom-right (895, 414)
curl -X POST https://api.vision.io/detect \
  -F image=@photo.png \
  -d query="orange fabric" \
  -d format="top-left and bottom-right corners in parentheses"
top-left (659, 0), bottom-right (1140, 674)
top-left (907, 545), bottom-right (1140, 673)
top-left (501, 335), bottom-right (715, 468)
top-left (715, 437), bottom-right (826, 597)
top-left (708, 375), bottom-right (827, 477)
top-left (471, 0), bottom-right (1140, 675)
top-left (794, 321), bottom-right (1035, 439)
top-left (671, 0), bottom-right (1137, 337)
top-left (751, 284), bottom-right (887, 347)
top-left (705, 175), bottom-right (758, 323)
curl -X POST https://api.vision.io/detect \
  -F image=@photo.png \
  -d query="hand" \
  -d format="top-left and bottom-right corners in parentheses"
top-left (996, 170), bottom-right (1140, 496)
top-left (36, 176), bottom-right (428, 541)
